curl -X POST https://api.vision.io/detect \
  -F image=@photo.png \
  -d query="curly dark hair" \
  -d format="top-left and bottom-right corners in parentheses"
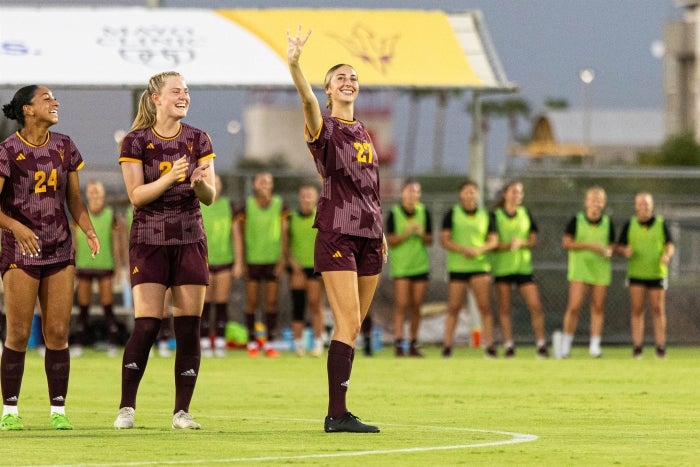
top-left (2, 85), bottom-right (39, 127)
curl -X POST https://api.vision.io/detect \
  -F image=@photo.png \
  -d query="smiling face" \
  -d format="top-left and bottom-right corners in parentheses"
top-left (634, 192), bottom-right (654, 222)
top-left (24, 86), bottom-right (59, 127)
top-left (459, 183), bottom-right (479, 210)
top-left (401, 182), bottom-right (422, 210)
top-left (253, 172), bottom-right (273, 200)
top-left (324, 64), bottom-right (358, 110)
top-left (154, 75), bottom-right (189, 121)
top-left (503, 182), bottom-right (524, 208)
top-left (584, 188), bottom-right (606, 219)
top-left (85, 181), bottom-right (105, 213)
top-left (298, 185), bottom-right (318, 214)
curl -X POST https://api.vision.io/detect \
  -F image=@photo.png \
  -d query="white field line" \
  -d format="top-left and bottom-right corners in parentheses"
top-left (27, 418), bottom-right (538, 467)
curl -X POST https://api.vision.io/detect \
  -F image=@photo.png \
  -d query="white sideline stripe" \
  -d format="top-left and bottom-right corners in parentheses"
top-left (27, 418), bottom-right (538, 467)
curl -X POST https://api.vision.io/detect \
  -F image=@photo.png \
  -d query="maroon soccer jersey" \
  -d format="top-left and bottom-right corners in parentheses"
top-left (0, 131), bottom-right (84, 265)
top-left (119, 123), bottom-right (215, 245)
top-left (306, 116), bottom-right (383, 239)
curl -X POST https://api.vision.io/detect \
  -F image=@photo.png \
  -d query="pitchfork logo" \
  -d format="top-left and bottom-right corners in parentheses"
top-left (96, 26), bottom-right (201, 68)
top-left (329, 24), bottom-right (399, 75)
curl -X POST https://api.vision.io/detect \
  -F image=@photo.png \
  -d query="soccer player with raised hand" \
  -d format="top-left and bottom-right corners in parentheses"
top-left (288, 26), bottom-right (387, 433)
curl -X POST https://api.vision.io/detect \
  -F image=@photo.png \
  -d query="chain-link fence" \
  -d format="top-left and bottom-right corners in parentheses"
top-left (73, 166), bottom-right (700, 348)
top-left (366, 167), bottom-right (700, 347)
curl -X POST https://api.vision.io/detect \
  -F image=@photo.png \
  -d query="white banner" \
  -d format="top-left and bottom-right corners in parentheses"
top-left (0, 7), bottom-right (290, 88)
top-left (0, 7), bottom-right (512, 90)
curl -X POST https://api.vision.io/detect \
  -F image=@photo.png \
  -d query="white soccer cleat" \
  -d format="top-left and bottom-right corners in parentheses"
top-left (213, 337), bottom-right (226, 357)
top-left (107, 345), bottom-right (119, 358)
top-left (114, 407), bottom-right (135, 429)
top-left (201, 337), bottom-right (213, 357)
top-left (310, 339), bottom-right (324, 358)
top-left (158, 341), bottom-right (172, 358)
top-left (172, 410), bottom-right (201, 430)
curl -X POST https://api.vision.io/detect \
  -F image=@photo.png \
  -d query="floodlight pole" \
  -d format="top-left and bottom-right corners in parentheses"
top-left (469, 91), bottom-right (485, 204)
top-left (580, 68), bottom-right (595, 152)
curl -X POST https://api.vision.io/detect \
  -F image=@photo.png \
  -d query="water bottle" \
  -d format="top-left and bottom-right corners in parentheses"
top-left (302, 327), bottom-right (313, 352)
top-left (371, 326), bottom-right (383, 352)
top-left (281, 327), bottom-right (293, 351)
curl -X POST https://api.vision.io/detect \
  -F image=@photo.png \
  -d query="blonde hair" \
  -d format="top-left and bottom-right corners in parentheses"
top-left (130, 71), bottom-right (182, 131)
top-left (323, 63), bottom-right (354, 110)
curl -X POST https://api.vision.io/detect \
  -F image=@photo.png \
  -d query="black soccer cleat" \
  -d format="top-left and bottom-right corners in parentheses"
top-left (324, 412), bottom-right (380, 433)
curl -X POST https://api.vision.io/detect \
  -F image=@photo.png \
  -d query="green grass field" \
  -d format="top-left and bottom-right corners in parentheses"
top-left (2, 345), bottom-right (699, 466)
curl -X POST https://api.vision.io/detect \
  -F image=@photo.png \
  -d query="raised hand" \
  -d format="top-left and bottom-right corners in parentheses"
top-left (287, 25), bottom-right (312, 65)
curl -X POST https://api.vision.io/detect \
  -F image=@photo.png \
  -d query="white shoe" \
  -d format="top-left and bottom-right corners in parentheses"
top-left (172, 410), bottom-right (200, 430)
top-left (71, 346), bottom-right (83, 358)
top-left (200, 337), bottom-right (212, 357)
top-left (114, 407), bottom-right (135, 429)
top-left (213, 337), bottom-right (226, 357)
top-left (310, 340), bottom-right (324, 358)
top-left (158, 341), bottom-right (172, 358)
top-left (214, 337), bottom-right (226, 357)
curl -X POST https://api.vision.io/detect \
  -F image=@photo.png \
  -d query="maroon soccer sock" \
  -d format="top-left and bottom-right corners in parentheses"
top-left (327, 340), bottom-right (354, 419)
top-left (245, 313), bottom-right (256, 343)
top-left (361, 315), bottom-right (372, 340)
top-left (265, 312), bottom-right (278, 342)
top-left (1, 346), bottom-right (25, 406)
top-left (44, 348), bottom-right (69, 407)
top-left (76, 305), bottom-right (90, 345)
top-left (291, 289), bottom-right (306, 322)
top-left (214, 303), bottom-right (228, 337)
top-left (173, 316), bottom-right (201, 414)
top-left (119, 317), bottom-right (161, 409)
top-left (103, 304), bottom-right (119, 345)
top-left (200, 302), bottom-right (212, 339)
top-left (158, 316), bottom-right (173, 341)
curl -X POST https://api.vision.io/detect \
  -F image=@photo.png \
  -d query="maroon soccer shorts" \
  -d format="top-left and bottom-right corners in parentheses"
top-left (0, 258), bottom-right (73, 280)
top-left (246, 263), bottom-right (278, 281)
top-left (314, 230), bottom-right (382, 276)
top-left (209, 263), bottom-right (233, 274)
top-left (76, 269), bottom-right (115, 281)
top-left (129, 240), bottom-right (209, 287)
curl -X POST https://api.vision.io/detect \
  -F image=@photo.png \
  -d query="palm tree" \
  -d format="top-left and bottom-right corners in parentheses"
top-left (500, 98), bottom-right (531, 146)
top-left (467, 96), bottom-right (531, 162)
top-left (544, 97), bottom-right (569, 110)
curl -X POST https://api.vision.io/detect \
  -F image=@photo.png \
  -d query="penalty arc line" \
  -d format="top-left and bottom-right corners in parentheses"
top-left (27, 419), bottom-right (538, 467)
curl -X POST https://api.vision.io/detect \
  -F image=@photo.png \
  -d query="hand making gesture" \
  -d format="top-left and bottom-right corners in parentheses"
top-left (287, 25), bottom-right (312, 65)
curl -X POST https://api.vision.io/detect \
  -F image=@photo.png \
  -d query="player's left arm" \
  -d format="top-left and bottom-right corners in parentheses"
top-left (192, 157), bottom-right (216, 205)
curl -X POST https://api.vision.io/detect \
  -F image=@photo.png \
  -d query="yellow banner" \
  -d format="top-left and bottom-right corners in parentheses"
top-left (217, 9), bottom-right (485, 88)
